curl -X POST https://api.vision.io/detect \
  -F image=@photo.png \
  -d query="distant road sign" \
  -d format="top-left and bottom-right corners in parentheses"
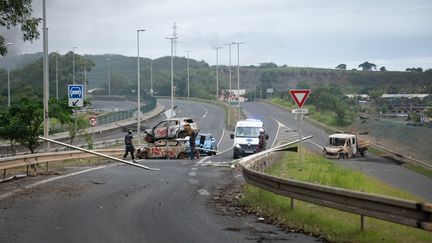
top-left (68, 85), bottom-right (84, 107)
top-left (289, 89), bottom-right (311, 108)
top-left (89, 116), bottom-right (97, 127)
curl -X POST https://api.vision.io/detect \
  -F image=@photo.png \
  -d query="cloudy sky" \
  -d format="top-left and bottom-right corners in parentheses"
top-left (3, 0), bottom-right (432, 71)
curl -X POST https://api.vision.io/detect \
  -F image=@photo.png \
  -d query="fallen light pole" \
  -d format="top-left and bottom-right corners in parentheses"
top-left (39, 137), bottom-right (159, 171)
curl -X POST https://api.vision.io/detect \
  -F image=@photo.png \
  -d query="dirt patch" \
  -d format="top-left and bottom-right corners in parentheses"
top-left (208, 167), bottom-right (327, 242)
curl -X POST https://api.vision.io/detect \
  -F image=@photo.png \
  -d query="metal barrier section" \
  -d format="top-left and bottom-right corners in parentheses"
top-left (239, 138), bottom-right (432, 232)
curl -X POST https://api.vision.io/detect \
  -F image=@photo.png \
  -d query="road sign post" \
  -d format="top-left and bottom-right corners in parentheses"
top-left (68, 85), bottom-right (84, 139)
top-left (289, 89), bottom-right (311, 170)
top-left (89, 116), bottom-right (97, 149)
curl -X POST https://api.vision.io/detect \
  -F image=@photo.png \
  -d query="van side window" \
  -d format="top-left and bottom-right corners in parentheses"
top-left (352, 138), bottom-right (356, 145)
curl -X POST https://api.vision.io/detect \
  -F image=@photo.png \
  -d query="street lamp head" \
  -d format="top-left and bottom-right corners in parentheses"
top-left (137, 29), bottom-right (146, 32)
top-left (6, 43), bottom-right (13, 46)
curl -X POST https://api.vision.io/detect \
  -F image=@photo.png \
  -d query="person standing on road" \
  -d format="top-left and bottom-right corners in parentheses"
top-left (256, 128), bottom-right (266, 153)
top-left (123, 130), bottom-right (136, 162)
top-left (185, 124), bottom-right (199, 160)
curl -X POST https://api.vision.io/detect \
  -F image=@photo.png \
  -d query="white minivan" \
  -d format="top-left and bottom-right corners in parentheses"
top-left (230, 119), bottom-right (268, 159)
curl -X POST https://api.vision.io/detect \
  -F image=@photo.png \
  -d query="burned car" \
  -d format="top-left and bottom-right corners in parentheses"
top-left (144, 117), bottom-right (198, 143)
top-left (136, 139), bottom-right (188, 159)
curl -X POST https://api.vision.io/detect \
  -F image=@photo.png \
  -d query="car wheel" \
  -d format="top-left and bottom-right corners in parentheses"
top-left (178, 131), bottom-right (187, 138)
top-left (177, 152), bottom-right (187, 159)
top-left (233, 151), bottom-right (239, 159)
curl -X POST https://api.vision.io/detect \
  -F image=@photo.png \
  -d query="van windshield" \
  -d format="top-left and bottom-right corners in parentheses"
top-left (328, 137), bottom-right (346, 146)
top-left (235, 127), bottom-right (260, 138)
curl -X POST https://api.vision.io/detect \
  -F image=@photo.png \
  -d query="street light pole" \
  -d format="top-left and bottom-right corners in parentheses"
top-left (43, 0), bottom-right (50, 152)
top-left (107, 55), bottom-right (111, 97)
top-left (150, 58), bottom-right (153, 96)
top-left (232, 41), bottom-right (246, 117)
top-left (167, 36), bottom-right (178, 118)
top-left (6, 42), bottom-right (12, 107)
top-left (224, 43), bottom-right (233, 97)
top-left (185, 51), bottom-right (191, 98)
top-left (214, 46), bottom-right (222, 101)
top-left (137, 29), bottom-right (145, 145)
top-left (72, 47), bottom-right (77, 84)
top-left (55, 50), bottom-right (59, 100)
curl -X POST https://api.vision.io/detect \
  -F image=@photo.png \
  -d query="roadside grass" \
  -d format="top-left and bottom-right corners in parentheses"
top-left (241, 150), bottom-right (431, 242)
top-left (404, 163), bottom-right (432, 180)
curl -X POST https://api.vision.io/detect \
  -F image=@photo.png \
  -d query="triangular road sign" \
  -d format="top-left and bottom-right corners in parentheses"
top-left (289, 89), bottom-right (311, 108)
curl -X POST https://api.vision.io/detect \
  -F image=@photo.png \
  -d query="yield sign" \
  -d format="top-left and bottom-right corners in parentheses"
top-left (289, 89), bottom-right (311, 108)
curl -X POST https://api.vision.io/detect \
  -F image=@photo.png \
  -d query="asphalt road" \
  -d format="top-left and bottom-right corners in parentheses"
top-left (0, 99), bottom-right (318, 243)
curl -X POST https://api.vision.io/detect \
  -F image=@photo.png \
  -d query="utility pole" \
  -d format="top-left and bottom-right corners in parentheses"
top-left (137, 29), bottom-right (146, 145)
top-left (232, 41), bottom-right (246, 118)
top-left (43, 0), bottom-right (50, 152)
top-left (55, 50), bottom-right (59, 100)
top-left (185, 51), bottom-right (191, 98)
top-left (214, 46), bottom-right (222, 101)
top-left (224, 43), bottom-right (233, 98)
top-left (166, 36), bottom-right (178, 118)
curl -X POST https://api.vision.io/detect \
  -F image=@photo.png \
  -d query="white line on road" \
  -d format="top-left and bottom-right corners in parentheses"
top-left (189, 171), bottom-right (197, 176)
top-left (197, 189), bottom-right (210, 196)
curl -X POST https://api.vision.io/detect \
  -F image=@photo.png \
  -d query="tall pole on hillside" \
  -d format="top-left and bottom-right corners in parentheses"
top-left (72, 47), bottom-right (77, 84)
top-left (185, 51), bottom-right (191, 98)
top-left (232, 41), bottom-right (245, 118)
top-left (6, 42), bottom-right (12, 107)
top-left (137, 29), bottom-right (145, 145)
top-left (167, 36), bottom-right (178, 118)
top-left (214, 46), bottom-right (222, 101)
top-left (55, 50), bottom-right (59, 100)
top-left (224, 43), bottom-right (233, 98)
top-left (150, 58), bottom-right (153, 96)
top-left (107, 55), bottom-right (111, 97)
top-left (42, 0), bottom-right (50, 152)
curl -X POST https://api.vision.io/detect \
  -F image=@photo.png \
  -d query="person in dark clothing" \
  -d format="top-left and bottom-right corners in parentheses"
top-left (256, 128), bottom-right (266, 153)
top-left (186, 124), bottom-right (199, 160)
top-left (123, 130), bottom-right (136, 162)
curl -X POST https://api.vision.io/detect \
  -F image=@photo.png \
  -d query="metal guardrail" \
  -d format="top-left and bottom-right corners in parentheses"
top-left (0, 149), bottom-right (124, 171)
top-left (239, 139), bottom-right (432, 232)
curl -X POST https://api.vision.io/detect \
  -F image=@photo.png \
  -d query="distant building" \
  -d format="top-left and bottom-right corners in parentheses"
top-left (381, 94), bottom-right (430, 100)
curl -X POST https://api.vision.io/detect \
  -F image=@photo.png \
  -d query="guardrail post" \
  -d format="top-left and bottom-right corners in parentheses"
top-left (291, 197), bottom-right (295, 209)
top-left (360, 189), bottom-right (366, 230)
top-left (45, 162), bottom-right (49, 173)
top-left (3, 169), bottom-right (6, 179)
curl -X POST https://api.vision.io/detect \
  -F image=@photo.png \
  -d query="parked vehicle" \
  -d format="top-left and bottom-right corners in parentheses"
top-left (136, 139), bottom-right (188, 159)
top-left (323, 133), bottom-right (368, 159)
top-left (230, 119), bottom-right (268, 159)
top-left (185, 133), bottom-right (217, 156)
top-left (144, 117), bottom-right (198, 143)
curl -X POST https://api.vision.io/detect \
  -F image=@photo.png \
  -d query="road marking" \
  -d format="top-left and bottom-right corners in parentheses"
top-left (269, 116), bottom-right (290, 148)
top-left (189, 171), bottom-right (197, 176)
top-left (0, 165), bottom-right (115, 201)
top-left (191, 167), bottom-right (198, 171)
top-left (217, 128), bottom-right (225, 148)
top-left (308, 139), bottom-right (324, 150)
top-left (197, 189), bottom-right (210, 196)
top-left (188, 179), bottom-right (199, 184)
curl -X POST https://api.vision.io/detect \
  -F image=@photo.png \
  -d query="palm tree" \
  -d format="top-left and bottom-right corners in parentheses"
top-left (358, 61), bottom-right (377, 71)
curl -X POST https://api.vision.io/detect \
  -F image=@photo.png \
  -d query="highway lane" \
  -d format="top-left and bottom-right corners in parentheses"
top-left (0, 99), bottom-right (317, 243)
top-left (241, 101), bottom-right (432, 201)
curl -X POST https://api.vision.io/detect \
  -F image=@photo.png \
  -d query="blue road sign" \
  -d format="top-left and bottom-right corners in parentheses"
top-left (68, 84), bottom-right (84, 107)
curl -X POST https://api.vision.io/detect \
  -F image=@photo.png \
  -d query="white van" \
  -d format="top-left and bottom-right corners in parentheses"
top-left (230, 119), bottom-right (268, 159)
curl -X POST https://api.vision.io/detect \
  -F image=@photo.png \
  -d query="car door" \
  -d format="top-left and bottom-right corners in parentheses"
top-left (150, 140), bottom-right (167, 158)
top-left (153, 121), bottom-right (168, 139)
top-left (166, 140), bottom-right (180, 158)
